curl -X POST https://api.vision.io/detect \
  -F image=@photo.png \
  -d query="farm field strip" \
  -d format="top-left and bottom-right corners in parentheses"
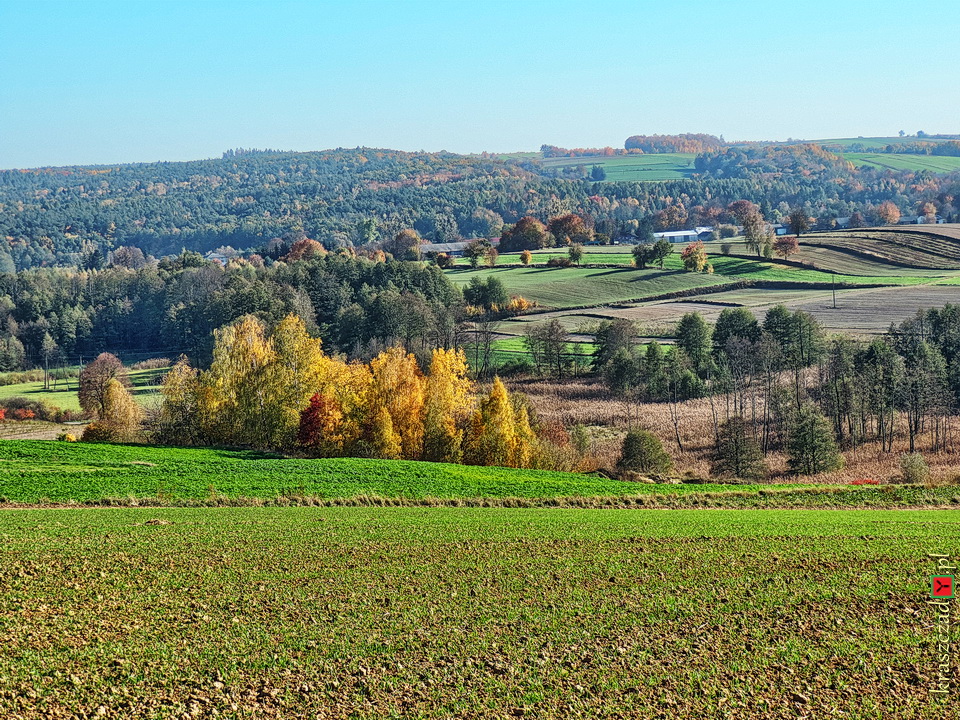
top-left (844, 152), bottom-right (960, 173)
top-left (0, 506), bottom-right (955, 718)
top-left (540, 153), bottom-right (697, 181)
top-left (0, 439), bottom-right (828, 504)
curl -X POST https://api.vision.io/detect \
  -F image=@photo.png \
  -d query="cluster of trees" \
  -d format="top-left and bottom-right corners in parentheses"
top-left (158, 314), bottom-right (572, 469)
top-left (591, 301), bottom-right (960, 478)
top-left (0, 251), bottom-right (464, 368)
top-left (541, 135), bottom-right (725, 158)
top-left (3, 145), bottom-right (958, 271)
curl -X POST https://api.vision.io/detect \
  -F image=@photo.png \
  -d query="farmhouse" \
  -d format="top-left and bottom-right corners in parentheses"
top-left (419, 239), bottom-right (500, 257)
top-left (204, 251), bottom-right (229, 266)
top-left (653, 226), bottom-right (715, 243)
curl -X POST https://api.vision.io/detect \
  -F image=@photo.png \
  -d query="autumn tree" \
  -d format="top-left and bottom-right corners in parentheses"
top-left (79, 353), bottom-right (130, 419)
top-left (877, 201), bottom-right (901, 225)
top-left (484, 247), bottom-right (499, 267)
top-left (263, 314), bottom-right (327, 448)
top-left (199, 315), bottom-right (278, 447)
top-left (82, 378), bottom-right (143, 442)
top-left (298, 393), bottom-right (347, 457)
top-left (159, 355), bottom-right (202, 444)
top-left (383, 229), bottom-right (422, 260)
top-left (520, 249), bottom-right (532, 266)
top-left (547, 214), bottom-right (592, 245)
top-left (773, 235), bottom-right (799, 260)
top-left (365, 347), bottom-right (425, 459)
top-left (680, 241), bottom-right (708, 272)
top-left (727, 200), bottom-right (759, 224)
top-left (283, 237), bottom-right (326, 262)
top-left (742, 210), bottom-right (770, 256)
top-left (464, 377), bottom-right (518, 467)
top-left (463, 239), bottom-right (491, 268)
top-left (423, 348), bottom-right (473, 463)
top-left (499, 217), bottom-right (551, 252)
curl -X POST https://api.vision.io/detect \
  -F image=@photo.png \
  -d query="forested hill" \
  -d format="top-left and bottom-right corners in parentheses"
top-left (1, 144), bottom-right (958, 270)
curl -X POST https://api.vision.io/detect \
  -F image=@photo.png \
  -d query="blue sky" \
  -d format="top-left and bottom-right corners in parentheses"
top-left (1, 0), bottom-right (958, 168)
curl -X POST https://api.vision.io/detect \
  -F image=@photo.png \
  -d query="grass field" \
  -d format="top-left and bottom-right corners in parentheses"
top-left (0, 367), bottom-right (167, 413)
top-left (0, 506), bottom-right (955, 718)
top-left (450, 265), bottom-right (736, 309)
top-left (843, 153), bottom-right (960, 173)
top-left (1, 439), bottom-right (958, 510)
top-left (0, 439), bottom-right (816, 505)
top-left (540, 153), bottom-right (697, 181)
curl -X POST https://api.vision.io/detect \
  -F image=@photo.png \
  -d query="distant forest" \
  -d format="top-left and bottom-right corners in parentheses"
top-left (1, 139), bottom-right (959, 270)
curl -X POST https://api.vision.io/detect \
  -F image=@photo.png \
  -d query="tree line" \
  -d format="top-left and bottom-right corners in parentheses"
top-left (2, 145), bottom-right (958, 270)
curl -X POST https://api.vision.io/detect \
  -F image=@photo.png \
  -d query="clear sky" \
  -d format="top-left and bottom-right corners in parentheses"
top-left (1, 0), bottom-right (958, 168)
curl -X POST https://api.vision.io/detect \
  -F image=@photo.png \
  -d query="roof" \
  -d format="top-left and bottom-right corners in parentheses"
top-left (653, 230), bottom-right (699, 238)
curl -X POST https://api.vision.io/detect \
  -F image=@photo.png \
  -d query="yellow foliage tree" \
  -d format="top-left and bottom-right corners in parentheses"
top-left (159, 355), bottom-right (201, 444)
top-left (365, 404), bottom-right (402, 459)
top-left (82, 378), bottom-right (143, 442)
top-left (264, 314), bottom-right (327, 447)
top-left (423, 348), bottom-right (473, 463)
top-left (366, 347), bottom-right (425, 459)
top-left (510, 393), bottom-right (539, 468)
top-left (464, 377), bottom-right (518, 467)
top-left (201, 315), bottom-right (278, 447)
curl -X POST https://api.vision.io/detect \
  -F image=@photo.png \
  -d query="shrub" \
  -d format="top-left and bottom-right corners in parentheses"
top-left (131, 358), bottom-right (171, 370)
top-left (720, 243), bottom-right (732, 256)
top-left (546, 256), bottom-right (573, 268)
top-left (617, 429), bottom-right (673, 477)
top-left (57, 432), bottom-right (78, 442)
top-left (899, 453), bottom-right (930, 485)
top-left (0, 396), bottom-right (59, 421)
top-left (81, 422), bottom-right (115, 443)
top-left (850, 478), bottom-right (879, 485)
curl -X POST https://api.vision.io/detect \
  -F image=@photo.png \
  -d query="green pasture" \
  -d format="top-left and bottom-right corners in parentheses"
top-left (843, 153), bottom-right (960, 173)
top-left (0, 367), bottom-right (167, 414)
top-left (540, 153), bottom-right (697, 181)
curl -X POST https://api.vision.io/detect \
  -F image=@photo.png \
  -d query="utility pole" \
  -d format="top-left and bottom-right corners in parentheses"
top-left (832, 272), bottom-right (837, 309)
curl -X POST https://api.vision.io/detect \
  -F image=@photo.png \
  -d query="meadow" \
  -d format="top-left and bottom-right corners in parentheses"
top-left (843, 153), bottom-right (960, 173)
top-left (0, 506), bottom-right (954, 718)
top-left (540, 153), bottom-right (697, 181)
top-left (0, 366), bottom-right (168, 414)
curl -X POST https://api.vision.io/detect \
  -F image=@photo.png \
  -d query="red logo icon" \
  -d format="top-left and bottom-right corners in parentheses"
top-left (931, 576), bottom-right (955, 599)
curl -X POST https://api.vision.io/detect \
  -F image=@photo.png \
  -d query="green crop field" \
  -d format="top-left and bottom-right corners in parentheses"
top-left (1, 439), bottom-right (958, 510)
top-left (450, 265), bottom-right (736, 309)
top-left (1, 439), bottom-right (820, 505)
top-left (843, 153), bottom-right (960, 173)
top-left (0, 506), bottom-right (955, 718)
top-left (540, 153), bottom-right (697, 181)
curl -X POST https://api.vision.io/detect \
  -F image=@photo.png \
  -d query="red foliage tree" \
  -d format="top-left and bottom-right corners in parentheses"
top-left (297, 393), bottom-right (345, 456)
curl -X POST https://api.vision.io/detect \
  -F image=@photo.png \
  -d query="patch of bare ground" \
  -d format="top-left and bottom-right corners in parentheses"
top-left (0, 421), bottom-right (81, 440)
top-left (510, 377), bottom-right (960, 484)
